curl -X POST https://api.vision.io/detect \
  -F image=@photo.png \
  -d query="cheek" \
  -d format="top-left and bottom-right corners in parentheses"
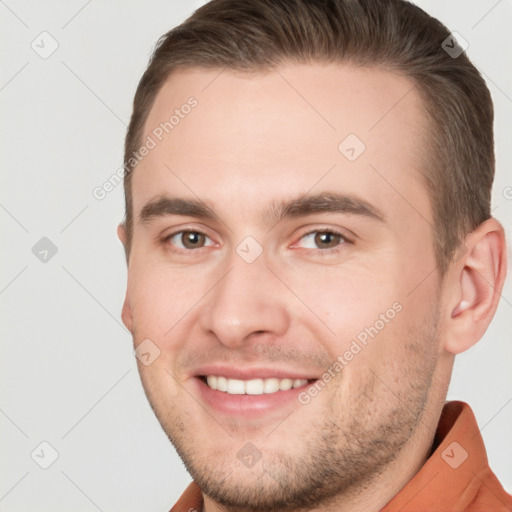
top-left (355, 281), bottom-right (440, 380)
top-left (127, 258), bottom-right (208, 349)
top-left (289, 258), bottom-right (438, 379)
top-left (286, 267), bottom-right (401, 351)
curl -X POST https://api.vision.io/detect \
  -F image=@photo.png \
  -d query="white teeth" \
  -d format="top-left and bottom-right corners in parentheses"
top-left (206, 375), bottom-right (217, 389)
top-left (226, 378), bottom-right (245, 394)
top-left (245, 379), bottom-right (264, 395)
top-left (279, 378), bottom-right (293, 391)
top-left (204, 376), bottom-right (309, 395)
top-left (216, 376), bottom-right (228, 392)
top-left (263, 378), bottom-right (280, 394)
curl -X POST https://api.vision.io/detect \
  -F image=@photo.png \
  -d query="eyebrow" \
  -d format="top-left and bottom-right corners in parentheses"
top-left (138, 191), bottom-right (385, 226)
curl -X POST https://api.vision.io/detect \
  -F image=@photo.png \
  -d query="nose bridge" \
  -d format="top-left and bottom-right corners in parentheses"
top-left (199, 249), bottom-right (290, 347)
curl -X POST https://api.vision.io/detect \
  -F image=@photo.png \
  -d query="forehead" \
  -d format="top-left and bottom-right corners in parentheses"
top-left (132, 63), bottom-right (430, 226)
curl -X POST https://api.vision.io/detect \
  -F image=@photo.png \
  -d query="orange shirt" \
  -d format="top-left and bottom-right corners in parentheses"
top-left (170, 401), bottom-right (512, 511)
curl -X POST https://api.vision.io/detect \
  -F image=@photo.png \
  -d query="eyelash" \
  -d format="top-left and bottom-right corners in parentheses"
top-left (161, 228), bottom-right (352, 256)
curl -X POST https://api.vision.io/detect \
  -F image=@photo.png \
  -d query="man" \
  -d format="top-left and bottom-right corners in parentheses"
top-left (117, 0), bottom-right (511, 510)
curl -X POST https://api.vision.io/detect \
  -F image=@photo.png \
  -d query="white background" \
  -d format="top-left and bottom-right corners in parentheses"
top-left (1, 1), bottom-right (511, 511)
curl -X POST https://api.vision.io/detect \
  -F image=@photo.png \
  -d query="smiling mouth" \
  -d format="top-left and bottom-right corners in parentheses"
top-left (199, 375), bottom-right (316, 395)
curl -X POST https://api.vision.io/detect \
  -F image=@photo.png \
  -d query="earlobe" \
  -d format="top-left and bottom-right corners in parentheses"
top-left (121, 299), bottom-right (133, 333)
top-left (118, 223), bottom-right (133, 332)
top-left (117, 223), bottom-right (131, 264)
top-left (444, 218), bottom-right (507, 355)
top-left (117, 223), bottom-right (127, 247)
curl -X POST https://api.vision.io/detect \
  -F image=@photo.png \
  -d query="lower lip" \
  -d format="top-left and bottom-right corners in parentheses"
top-left (194, 377), bottom-right (315, 418)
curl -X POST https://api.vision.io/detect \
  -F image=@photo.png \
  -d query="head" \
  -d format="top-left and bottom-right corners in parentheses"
top-left (118, 0), bottom-right (507, 510)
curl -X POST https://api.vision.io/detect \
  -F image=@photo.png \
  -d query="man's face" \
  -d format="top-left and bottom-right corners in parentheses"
top-left (121, 64), bottom-right (448, 509)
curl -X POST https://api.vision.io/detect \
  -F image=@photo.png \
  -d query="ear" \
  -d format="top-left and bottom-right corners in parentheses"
top-left (443, 218), bottom-right (507, 355)
top-left (117, 223), bottom-right (127, 247)
top-left (117, 223), bottom-right (133, 332)
top-left (121, 299), bottom-right (133, 333)
top-left (117, 223), bottom-right (130, 264)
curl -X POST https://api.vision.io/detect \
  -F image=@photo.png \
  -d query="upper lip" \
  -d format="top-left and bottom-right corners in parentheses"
top-left (192, 365), bottom-right (319, 381)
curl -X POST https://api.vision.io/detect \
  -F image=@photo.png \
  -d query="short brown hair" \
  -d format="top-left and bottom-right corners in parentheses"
top-left (122, 0), bottom-right (494, 274)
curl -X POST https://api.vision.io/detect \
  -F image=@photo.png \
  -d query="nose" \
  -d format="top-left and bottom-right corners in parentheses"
top-left (198, 250), bottom-right (291, 349)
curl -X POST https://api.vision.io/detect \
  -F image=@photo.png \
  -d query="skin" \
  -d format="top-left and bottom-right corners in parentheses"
top-left (118, 64), bottom-right (507, 512)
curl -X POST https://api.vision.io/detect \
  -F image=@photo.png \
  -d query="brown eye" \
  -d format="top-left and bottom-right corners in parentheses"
top-left (165, 230), bottom-right (213, 250)
top-left (181, 231), bottom-right (206, 249)
top-left (296, 230), bottom-right (348, 252)
top-left (314, 231), bottom-right (343, 249)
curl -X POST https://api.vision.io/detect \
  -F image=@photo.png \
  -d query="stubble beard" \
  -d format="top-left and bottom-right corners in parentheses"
top-left (135, 309), bottom-right (440, 512)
